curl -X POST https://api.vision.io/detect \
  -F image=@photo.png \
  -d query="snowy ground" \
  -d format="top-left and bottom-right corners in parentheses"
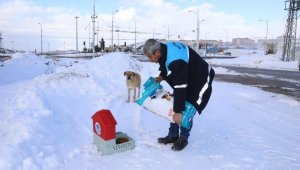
top-left (0, 52), bottom-right (299, 170)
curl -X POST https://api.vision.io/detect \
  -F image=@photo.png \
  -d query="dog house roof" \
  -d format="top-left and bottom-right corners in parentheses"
top-left (92, 109), bottom-right (117, 127)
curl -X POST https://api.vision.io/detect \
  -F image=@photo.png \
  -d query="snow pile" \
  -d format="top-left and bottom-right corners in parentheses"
top-left (0, 52), bottom-right (299, 170)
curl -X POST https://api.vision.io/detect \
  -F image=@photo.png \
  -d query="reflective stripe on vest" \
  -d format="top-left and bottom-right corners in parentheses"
top-left (174, 84), bottom-right (187, 88)
top-left (197, 65), bottom-right (211, 105)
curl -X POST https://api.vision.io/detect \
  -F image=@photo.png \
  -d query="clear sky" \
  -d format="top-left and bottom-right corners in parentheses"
top-left (0, 0), bottom-right (288, 51)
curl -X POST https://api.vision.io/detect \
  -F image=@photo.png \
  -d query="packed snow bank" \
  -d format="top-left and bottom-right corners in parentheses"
top-left (0, 52), bottom-right (299, 170)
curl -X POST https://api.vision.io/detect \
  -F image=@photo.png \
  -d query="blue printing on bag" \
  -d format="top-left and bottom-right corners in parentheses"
top-left (143, 76), bottom-right (155, 88)
top-left (181, 102), bottom-right (197, 129)
top-left (136, 77), bottom-right (162, 106)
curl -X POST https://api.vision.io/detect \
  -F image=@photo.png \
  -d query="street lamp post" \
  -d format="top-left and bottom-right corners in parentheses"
top-left (38, 22), bottom-right (43, 54)
top-left (153, 28), bottom-right (155, 39)
top-left (91, 0), bottom-right (97, 58)
top-left (115, 26), bottom-right (120, 46)
top-left (111, 10), bottom-right (119, 47)
top-left (258, 19), bottom-right (268, 40)
top-left (198, 19), bottom-right (205, 53)
top-left (222, 28), bottom-right (229, 52)
top-left (188, 9), bottom-right (204, 54)
top-left (12, 41), bottom-right (14, 51)
top-left (0, 32), bottom-right (2, 49)
top-left (205, 32), bottom-right (209, 57)
top-left (163, 25), bottom-right (170, 40)
top-left (134, 21), bottom-right (137, 51)
top-left (205, 32), bottom-right (209, 41)
top-left (97, 20), bottom-right (99, 46)
top-left (85, 22), bottom-right (91, 49)
top-left (75, 16), bottom-right (79, 52)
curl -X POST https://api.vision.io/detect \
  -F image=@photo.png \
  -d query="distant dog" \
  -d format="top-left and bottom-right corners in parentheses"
top-left (124, 71), bottom-right (141, 102)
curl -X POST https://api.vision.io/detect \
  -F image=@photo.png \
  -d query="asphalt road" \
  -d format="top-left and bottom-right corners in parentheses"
top-left (212, 65), bottom-right (300, 80)
top-left (212, 65), bottom-right (300, 101)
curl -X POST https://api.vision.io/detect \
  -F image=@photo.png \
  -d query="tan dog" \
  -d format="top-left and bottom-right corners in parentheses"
top-left (124, 71), bottom-right (141, 102)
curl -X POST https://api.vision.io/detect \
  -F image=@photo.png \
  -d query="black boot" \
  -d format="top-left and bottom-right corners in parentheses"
top-left (171, 136), bottom-right (188, 151)
top-left (157, 136), bottom-right (179, 144)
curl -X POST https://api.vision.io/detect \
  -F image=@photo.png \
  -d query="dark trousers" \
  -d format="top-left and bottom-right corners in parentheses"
top-left (167, 68), bottom-right (215, 140)
top-left (168, 121), bottom-right (193, 140)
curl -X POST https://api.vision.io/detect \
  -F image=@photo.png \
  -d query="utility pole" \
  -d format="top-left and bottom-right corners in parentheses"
top-left (282, 0), bottom-right (300, 71)
top-left (91, 0), bottom-right (97, 58)
top-left (38, 22), bottom-right (43, 54)
top-left (0, 32), bottom-right (2, 49)
top-left (111, 10), bottom-right (118, 47)
top-left (134, 21), bottom-right (137, 52)
top-left (75, 16), bottom-right (79, 52)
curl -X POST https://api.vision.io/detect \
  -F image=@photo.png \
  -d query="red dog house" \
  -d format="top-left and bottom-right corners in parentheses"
top-left (92, 109), bottom-right (135, 155)
top-left (91, 109), bottom-right (117, 141)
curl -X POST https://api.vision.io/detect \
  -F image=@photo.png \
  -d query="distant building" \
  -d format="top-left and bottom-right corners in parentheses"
top-left (181, 40), bottom-right (223, 49)
top-left (0, 32), bottom-right (2, 49)
top-left (232, 38), bottom-right (256, 49)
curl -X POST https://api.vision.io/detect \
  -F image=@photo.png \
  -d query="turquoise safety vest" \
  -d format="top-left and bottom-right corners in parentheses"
top-left (165, 42), bottom-right (189, 75)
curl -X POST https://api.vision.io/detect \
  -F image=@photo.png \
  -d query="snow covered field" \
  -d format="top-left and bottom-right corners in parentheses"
top-left (0, 52), bottom-right (299, 170)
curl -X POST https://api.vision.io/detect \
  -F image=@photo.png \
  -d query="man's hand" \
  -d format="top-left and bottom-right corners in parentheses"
top-left (155, 76), bottom-right (163, 83)
top-left (173, 113), bottom-right (182, 125)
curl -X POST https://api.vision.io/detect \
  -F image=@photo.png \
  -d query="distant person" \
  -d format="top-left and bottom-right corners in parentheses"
top-left (143, 39), bottom-right (215, 151)
top-left (100, 38), bottom-right (105, 52)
